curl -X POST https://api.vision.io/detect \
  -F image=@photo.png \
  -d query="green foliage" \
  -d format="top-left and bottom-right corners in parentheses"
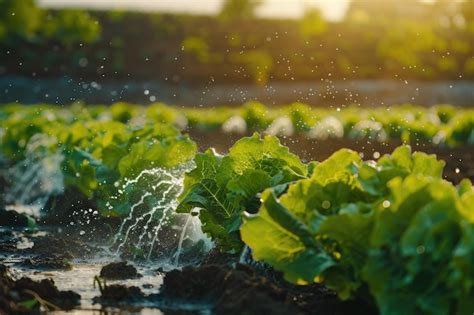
top-left (299, 8), bottom-right (327, 38)
top-left (243, 189), bottom-right (336, 283)
top-left (43, 10), bottom-right (101, 45)
top-left (377, 21), bottom-right (444, 69)
top-left (241, 145), bottom-right (474, 315)
top-left (230, 50), bottom-right (273, 85)
top-left (118, 134), bottom-right (196, 178)
top-left (181, 103), bottom-right (473, 148)
top-left (177, 133), bottom-right (307, 252)
top-left (0, 0), bottom-right (42, 40)
top-left (1, 103), bottom-right (473, 315)
top-left (0, 0), bottom-right (100, 44)
top-left (0, 104), bottom-right (196, 217)
top-left (1, 103), bottom-right (472, 155)
top-left (240, 101), bottom-right (272, 131)
top-left (182, 36), bottom-right (210, 63)
top-left (219, 0), bottom-right (262, 21)
top-left (286, 103), bottom-right (316, 132)
top-left (364, 176), bottom-right (474, 315)
top-left (1, 2), bottom-right (472, 81)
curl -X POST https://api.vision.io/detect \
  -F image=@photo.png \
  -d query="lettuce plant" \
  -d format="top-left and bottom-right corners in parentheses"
top-left (241, 146), bottom-right (473, 315)
top-left (177, 133), bottom-right (308, 252)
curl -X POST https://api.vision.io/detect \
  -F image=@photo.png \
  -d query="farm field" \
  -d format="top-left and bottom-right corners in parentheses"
top-left (1, 0), bottom-right (474, 314)
top-left (0, 103), bottom-right (473, 314)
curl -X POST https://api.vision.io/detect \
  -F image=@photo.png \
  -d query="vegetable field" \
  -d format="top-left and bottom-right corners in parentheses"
top-left (0, 103), bottom-right (473, 314)
top-left (1, 0), bottom-right (473, 313)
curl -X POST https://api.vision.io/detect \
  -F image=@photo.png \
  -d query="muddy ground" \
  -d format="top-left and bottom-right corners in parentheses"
top-left (0, 226), bottom-right (377, 315)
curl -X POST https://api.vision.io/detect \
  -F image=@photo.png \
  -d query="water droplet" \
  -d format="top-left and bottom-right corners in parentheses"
top-left (416, 245), bottom-right (425, 254)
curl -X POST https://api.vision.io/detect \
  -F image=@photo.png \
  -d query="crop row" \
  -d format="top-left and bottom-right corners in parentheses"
top-left (0, 104), bottom-right (473, 315)
top-left (177, 133), bottom-right (473, 315)
top-left (0, 104), bottom-right (196, 218)
top-left (2, 102), bottom-right (473, 147)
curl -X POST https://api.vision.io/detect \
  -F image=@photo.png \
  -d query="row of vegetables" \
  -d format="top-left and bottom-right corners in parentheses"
top-left (0, 104), bottom-right (196, 217)
top-left (178, 134), bottom-right (473, 315)
top-left (180, 102), bottom-right (474, 147)
top-left (0, 103), bottom-right (473, 315)
top-left (3, 102), bottom-right (473, 147)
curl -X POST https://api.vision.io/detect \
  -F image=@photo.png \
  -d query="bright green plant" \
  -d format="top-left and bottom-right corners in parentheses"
top-left (177, 133), bottom-right (307, 252)
top-left (0, 104), bottom-right (196, 218)
top-left (241, 146), bottom-right (473, 315)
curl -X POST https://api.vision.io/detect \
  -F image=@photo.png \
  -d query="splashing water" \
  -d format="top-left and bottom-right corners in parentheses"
top-left (172, 213), bottom-right (193, 266)
top-left (113, 166), bottom-right (185, 254)
top-left (4, 133), bottom-right (212, 265)
top-left (5, 134), bottom-right (64, 217)
top-left (171, 209), bottom-right (213, 267)
top-left (239, 245), bottom-right (251, 264)
top-left (112, 163), bottom-right (212, 263)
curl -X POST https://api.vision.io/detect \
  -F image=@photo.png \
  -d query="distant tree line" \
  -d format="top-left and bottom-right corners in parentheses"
top-left (0, 0), bottom-right (100, 44)
top-left (0, 0), bottom-right (472, 84)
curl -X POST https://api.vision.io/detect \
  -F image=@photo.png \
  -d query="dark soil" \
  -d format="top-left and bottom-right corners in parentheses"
top-left (162, 264), bottom-right (298, 315)
top-left (0, 210), bottom-right (35, 227)
top-left (93, 284), bottom-right (145, 305)
top-left (1, 217), bottom-right (378, 315)
top-left (0, 264), bottom-right (80, 314)
top-left (31, 235), bottom-right (97, 258)
top-left (0, 225), bottom-right (92, 259)
top-left (91, 260), bottom-right (377, 315)
top-left (20, 254), bottom-right (73, 270)
top-left (41, 187), bottom-right (122, 240)
top-left (100, 262), bottom-right (142, 280)
top-left (0, 230), bottom-right (16, 253)
top-left (160, 263), bottom-right (377, 315)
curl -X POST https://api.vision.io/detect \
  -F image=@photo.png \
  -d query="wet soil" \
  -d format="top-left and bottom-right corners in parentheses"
top-left (100, 262), bottom-right (142, 280)
top-left (30, 235), bottom-right (98, 259)
top-left (93, 284), bottom-right (145, 305)
top-left (20, 254), bottom-right (73, 270)
top-left (90, 260), bottom-right (377, 315)
top-left (160, 263), bottom-right (377, 315)
top-left (0, 225), bottom-right (377, 314)
top-left (0, 263), bottom-right (80, 314)
top-left (0, 210), bottom-right (35, 228)
top-left (0, 227), bottom-right (164, 312)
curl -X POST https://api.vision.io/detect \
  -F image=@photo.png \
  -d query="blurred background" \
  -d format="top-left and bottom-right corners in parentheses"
top-left (0, 0), bottom-right (473, 106)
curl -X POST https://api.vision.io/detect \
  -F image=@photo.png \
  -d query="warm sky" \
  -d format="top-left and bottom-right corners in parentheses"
top-left (38, 0), bottom-right (352, 21)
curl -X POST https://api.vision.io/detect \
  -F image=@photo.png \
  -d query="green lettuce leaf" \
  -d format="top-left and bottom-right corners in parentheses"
top-left (364, 175), bottom-right (473, 315)
top-left (118, 135), bottom-right (196, 178)
top-left (241, 145), bottom-right (473, 315)
top-left (178, 133), bottom-right (307, 252)
top-left (358, 145), bottom-right (445, 197)
top-left (242, 190), bottom-right (335, 283)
